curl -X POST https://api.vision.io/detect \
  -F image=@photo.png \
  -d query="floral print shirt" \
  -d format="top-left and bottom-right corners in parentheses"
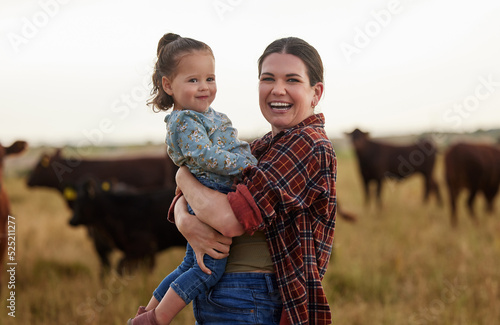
top-left (165, 107), bottom-right (257, 187)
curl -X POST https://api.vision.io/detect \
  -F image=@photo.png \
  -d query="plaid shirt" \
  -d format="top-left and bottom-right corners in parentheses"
top-left (228, 113), bottom-right (337, 324)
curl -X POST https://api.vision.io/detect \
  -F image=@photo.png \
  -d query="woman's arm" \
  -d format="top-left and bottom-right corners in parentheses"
top-left (173, 196), bottom-right (232, 274)
top-left (175, 166), bottom-right (245, 237)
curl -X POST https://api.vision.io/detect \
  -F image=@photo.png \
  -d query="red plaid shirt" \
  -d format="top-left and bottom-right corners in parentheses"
top-left (228, 113), bottom-right (337, 324)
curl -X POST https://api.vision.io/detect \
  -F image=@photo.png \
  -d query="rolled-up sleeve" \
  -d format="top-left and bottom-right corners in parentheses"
top-left (227, 184), bottom-right (262, 235)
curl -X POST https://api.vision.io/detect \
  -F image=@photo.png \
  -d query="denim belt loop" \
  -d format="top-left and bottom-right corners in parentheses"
top-left (264, 273), bottom-right (277, 294)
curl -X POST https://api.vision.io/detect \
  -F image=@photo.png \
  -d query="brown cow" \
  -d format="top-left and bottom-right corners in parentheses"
top-left (444, 142), bottom-right (500, 226)
top-left (0, 140), bottom-right (27, 293)
top-left (69, 178), bottom-right (186, 274)
top-left (27, 148), bottom-right (178, 276)
top-left (345, 129), bottom-right (441, 206)
top-left (27, 148), bottom-right (177, 191)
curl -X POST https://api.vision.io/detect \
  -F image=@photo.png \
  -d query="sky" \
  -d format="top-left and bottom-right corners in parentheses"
top-left (1, 0), bottom-right (500, 147)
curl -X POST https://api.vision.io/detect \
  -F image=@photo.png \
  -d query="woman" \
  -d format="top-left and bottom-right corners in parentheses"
top-left (172, 37), bottom-right (337, 325)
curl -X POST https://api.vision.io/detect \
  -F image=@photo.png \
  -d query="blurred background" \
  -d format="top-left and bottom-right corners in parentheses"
top-left (1, 0), bottom-right (500, 147)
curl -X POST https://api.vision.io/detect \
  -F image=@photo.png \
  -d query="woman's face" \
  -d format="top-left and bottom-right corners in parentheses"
top-left (259, 53), bottom-right (323, 136)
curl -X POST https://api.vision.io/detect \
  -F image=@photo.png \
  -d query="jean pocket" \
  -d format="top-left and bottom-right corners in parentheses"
top-left (206, 287), bottom-right (256, 314)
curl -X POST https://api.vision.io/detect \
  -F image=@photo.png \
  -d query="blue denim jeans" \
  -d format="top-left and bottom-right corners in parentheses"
top-left (193, 272), bottom-right (283, 324)
top-left (153, 178), bottom-right (233, 305)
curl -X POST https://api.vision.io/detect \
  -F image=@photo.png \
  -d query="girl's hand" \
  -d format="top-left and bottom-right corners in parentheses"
top-left (174, 196), bottom-right (232, 274)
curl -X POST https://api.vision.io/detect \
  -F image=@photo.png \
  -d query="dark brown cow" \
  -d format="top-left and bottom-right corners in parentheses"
top-left (0, 140), bottom-right (27, 293)
top-left (27, 149), bottom-right (177, 191)
top-left (27, 149), bottom-right (178, 275)
top-left (69, 178), bottom-right (186, 274)
top-left (444, 142), bottom-right (500, 226)
top-left (345, 129), bottom-right (441, 206)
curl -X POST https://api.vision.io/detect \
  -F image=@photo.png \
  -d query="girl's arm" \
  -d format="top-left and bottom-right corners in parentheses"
top-left (173, 195), bottom-right (232, 274)
top-left (175, 166), bottom-right (245, 237)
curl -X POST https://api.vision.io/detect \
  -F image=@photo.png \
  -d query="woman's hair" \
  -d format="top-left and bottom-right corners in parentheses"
top-left (148, 33), bottom-right (214, 112)
top-left (258, 37), bottom-right (324, 87)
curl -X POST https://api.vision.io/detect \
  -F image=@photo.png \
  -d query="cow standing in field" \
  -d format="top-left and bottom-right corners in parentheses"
top-left (27, 149), bottom-right (178, 275)
top-left (27, 149), bottom-right (177, 192)
top-left (345, 129), bottom-right (441, 207)
top-left (444, 142), bottom-right (500, 227)
top-left (69, 178), bottom-right (186, 274)
top-left (0, 140), bottom-right (27, 293)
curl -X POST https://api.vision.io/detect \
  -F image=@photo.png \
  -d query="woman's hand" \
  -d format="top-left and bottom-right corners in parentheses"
top-left (174, 196), bottom-right (232, 274)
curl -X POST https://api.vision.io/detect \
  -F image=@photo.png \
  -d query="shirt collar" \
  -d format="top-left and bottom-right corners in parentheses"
top-left (271, 113), bottom-right (325, 140)
top-left (252, 113), bottom-right (326, 156)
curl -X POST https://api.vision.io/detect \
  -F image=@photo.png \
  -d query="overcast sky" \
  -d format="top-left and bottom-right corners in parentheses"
top-left (1, 0), bottom-right (499, 147)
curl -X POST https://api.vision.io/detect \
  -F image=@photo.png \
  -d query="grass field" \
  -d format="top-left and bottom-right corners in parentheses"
top-left (1, 145), bottom-right (499, 325)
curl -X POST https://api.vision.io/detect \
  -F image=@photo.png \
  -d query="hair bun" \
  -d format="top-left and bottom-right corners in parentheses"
top-left (157, 33), bottom-right (181, 56)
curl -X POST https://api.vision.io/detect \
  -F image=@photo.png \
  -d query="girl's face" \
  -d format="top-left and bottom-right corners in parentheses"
top-left (259, 53), bottom-right (323, 136)
top-left (162, 51), bottom-right (216, 113)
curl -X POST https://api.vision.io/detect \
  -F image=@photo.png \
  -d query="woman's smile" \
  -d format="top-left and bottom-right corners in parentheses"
top-left (269, 101), bottom-right (293, 111)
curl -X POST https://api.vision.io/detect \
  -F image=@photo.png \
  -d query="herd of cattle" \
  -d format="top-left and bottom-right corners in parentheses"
top-left (0, 130), bottom-right (499, 290)
top-left (345, 129), bottom-right (500, 226)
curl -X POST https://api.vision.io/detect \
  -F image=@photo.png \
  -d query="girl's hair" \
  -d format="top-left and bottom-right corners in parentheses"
top-left (258, 37), bottom-right (324, 87)
top-left (148, 33), bottom-right (214, 112)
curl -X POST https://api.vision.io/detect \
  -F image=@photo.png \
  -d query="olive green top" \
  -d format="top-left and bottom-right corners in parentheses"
top-left (225, 231), bottom-right (274, 273)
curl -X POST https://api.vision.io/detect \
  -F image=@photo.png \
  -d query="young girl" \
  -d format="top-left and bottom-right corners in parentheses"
top-left (128, 33), bottom-right (257, 325)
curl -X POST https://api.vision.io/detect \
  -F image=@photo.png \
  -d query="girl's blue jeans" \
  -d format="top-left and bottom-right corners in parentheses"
top-left (153, 178), bottom-right (232, 305)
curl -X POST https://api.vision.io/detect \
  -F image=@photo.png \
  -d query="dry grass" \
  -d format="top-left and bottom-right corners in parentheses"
top-left (1, 147), bottom-right (499, 324)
